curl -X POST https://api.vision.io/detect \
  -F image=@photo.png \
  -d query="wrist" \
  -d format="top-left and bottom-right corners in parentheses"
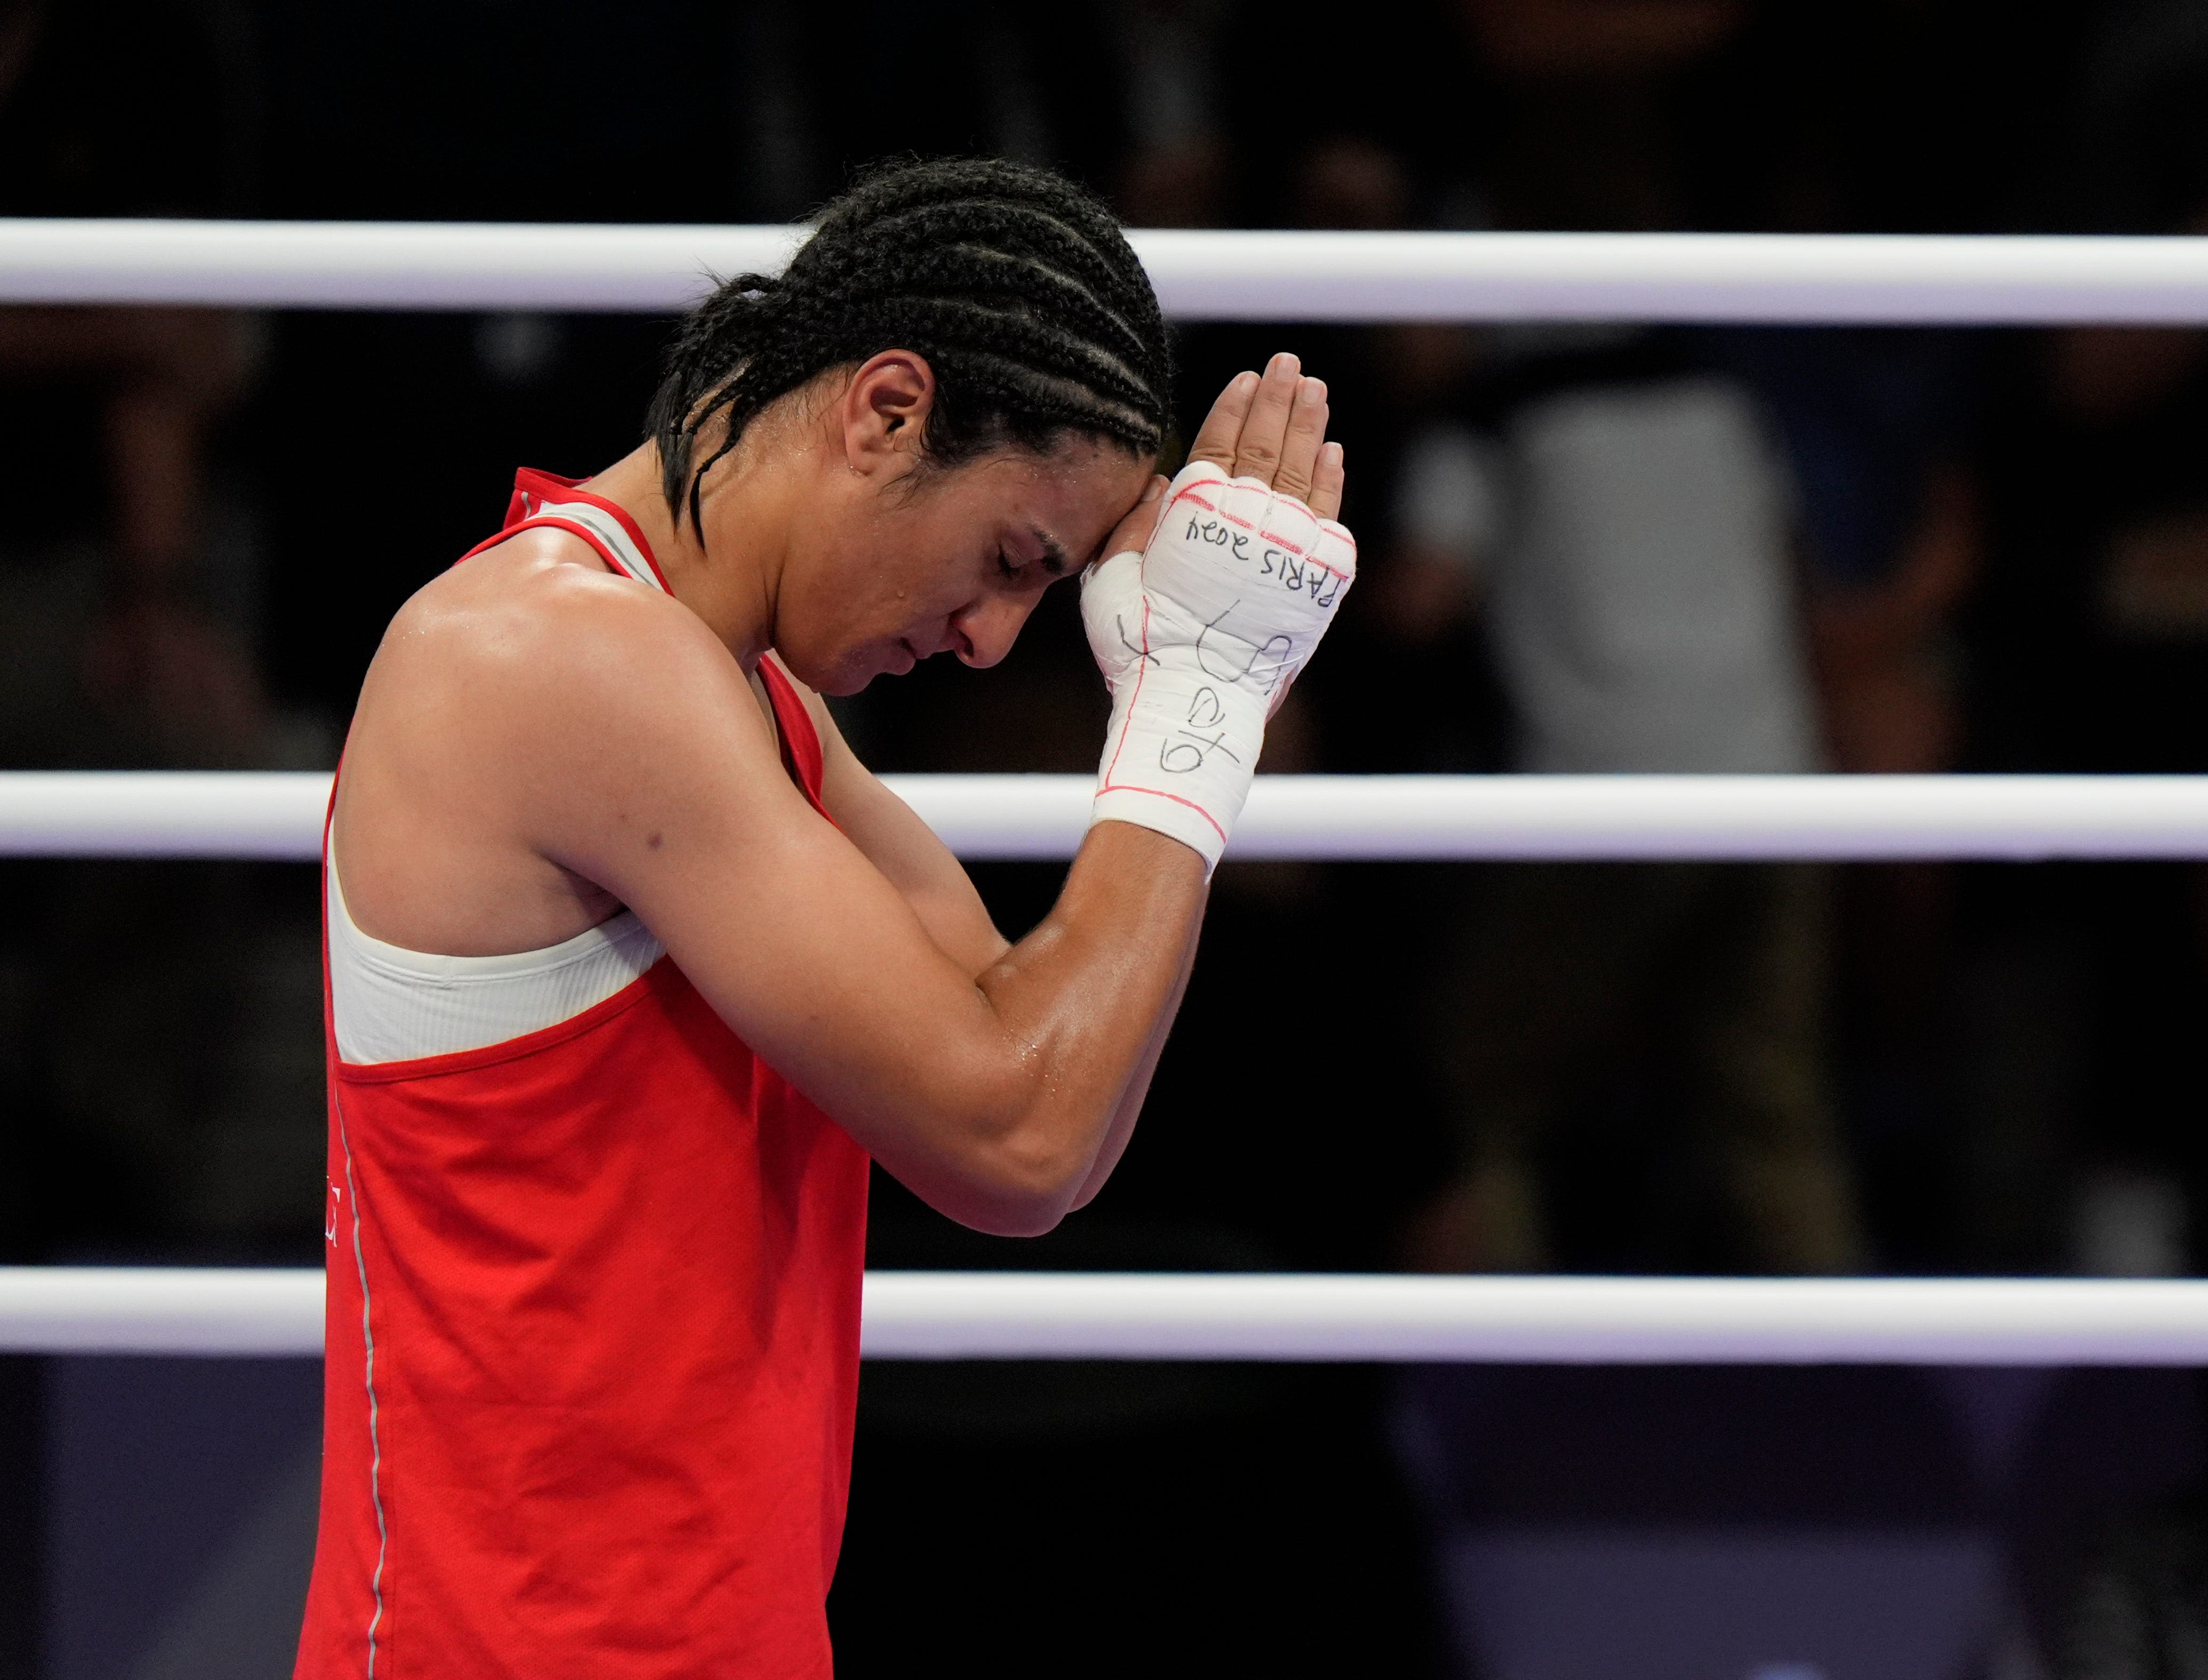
top-left (1089, 644), bottom-right (1266, 873)
top-left (1082, 814), bottom-right (1216, 878)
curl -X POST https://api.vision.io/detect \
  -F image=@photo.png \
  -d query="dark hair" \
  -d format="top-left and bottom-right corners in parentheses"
top-left (647, 157), bottom-right (1174, 539)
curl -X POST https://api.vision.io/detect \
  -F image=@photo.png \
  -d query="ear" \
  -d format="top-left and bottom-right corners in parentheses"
top-left (838, 350), bottom-right (936, 477)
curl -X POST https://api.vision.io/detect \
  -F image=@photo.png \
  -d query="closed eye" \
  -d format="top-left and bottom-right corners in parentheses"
top-left (1031, 526), bottom-right (1071, 579)
top-left (998, 528), bottom-right (1071, 584)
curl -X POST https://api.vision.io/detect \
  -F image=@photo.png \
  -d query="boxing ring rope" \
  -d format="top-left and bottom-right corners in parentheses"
top-left (6, 220), bottom-right (2208, 323)
top-left (9, 771), bottom-right (2208, 862)
top-left (5, 1267), bottom-right (2208, 1365)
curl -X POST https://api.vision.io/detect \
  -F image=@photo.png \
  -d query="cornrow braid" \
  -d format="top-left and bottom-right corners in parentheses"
top-left (645, 157), bottom-right (1175, 539)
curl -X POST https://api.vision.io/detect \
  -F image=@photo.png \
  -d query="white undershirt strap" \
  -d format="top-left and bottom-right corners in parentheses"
top-left (511, 489), bottom-right (665, 589)
top-left (327, 835), bottom-right (664, 1066)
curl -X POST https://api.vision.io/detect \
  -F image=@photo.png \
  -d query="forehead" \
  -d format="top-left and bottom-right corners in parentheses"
top-left (952, 438), bottom-right (1153, 529)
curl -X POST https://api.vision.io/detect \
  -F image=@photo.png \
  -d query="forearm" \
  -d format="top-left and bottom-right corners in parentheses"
top-left (1069, 898), bottom-right (1200, 1210)
top-left (812, 359), bottom-right (1350, 1233)
top-left (942, 821), bottom-right (1205, 1231)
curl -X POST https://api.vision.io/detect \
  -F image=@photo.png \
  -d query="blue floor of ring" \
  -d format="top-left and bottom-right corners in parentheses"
top-left (44, 1356), bottom-right (321, 1680)
top-left (1395, 1362), bottom-right (2207, 1679)
top-left (23, 1356), bottom-right (2208, 1679)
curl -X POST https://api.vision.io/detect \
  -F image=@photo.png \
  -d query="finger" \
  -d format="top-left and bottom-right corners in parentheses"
top-left (1187, 370), bottom-right (1259, 470)
top-left (1232, 351), bottom-right (1303, 486)
top-left (1097, 474), bottom-right (1169, 563)
top-left (1309, 441), bottom-right (1345, 522)
top-left (1271, 377), bottom-right (1328, 505)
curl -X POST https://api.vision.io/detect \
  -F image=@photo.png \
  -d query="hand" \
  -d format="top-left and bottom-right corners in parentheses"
top-left (1094, 354), bottom-right (1349, 561)
top-left (1187, 352), bottom-right (1346, 519)
top-left (1081, 355), bottom-right (1357, 870)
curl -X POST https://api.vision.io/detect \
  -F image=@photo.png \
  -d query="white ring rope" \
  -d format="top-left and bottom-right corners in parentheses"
top-left (5, 771), bottom-right (2208, 862)
top-left (7, 221), bottom-right (2208, 322)
top-left (4, 1267), bottom-right (2206, 1364)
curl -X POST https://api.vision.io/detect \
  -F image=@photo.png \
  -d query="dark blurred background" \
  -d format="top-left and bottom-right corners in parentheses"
top-left (7, 1), bottom-right (2208, 1675)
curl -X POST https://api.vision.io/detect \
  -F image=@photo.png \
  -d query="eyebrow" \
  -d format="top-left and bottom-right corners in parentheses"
top-left (1031, 525), bottom-right (1073, 579)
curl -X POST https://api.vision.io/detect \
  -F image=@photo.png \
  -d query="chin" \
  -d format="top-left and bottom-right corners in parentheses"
top-left (778, 635), bottom-right (911, 697)
top-left (768, 643), bottom-right (838, 696)
top-left (807, 653), bottom-right (881, 698)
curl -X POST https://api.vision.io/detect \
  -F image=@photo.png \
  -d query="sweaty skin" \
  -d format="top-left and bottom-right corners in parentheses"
top-left (333, 351), bottom-right (1345, 1235)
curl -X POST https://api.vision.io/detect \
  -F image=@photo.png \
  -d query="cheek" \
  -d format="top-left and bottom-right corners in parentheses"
top-left (823, 553), bottom-right (950, 646)
top-left (809, 531), bottom-right (903, 606)
top-left (892, 527), bottom-right (987, 610)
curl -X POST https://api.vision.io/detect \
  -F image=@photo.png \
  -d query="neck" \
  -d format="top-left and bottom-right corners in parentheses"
top-left (581, 443), bottom-right (780, 673)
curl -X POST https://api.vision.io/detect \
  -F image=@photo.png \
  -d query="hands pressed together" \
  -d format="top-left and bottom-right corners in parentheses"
top-left (1082, 353), bottom-right (1356, 870)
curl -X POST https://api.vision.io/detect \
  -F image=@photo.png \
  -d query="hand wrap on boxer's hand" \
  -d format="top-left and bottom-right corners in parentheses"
top-left (1082, 460), bottom-right (1357, 871)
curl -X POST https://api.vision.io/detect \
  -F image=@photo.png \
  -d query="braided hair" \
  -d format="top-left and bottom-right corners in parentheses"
top-left (647, 157), bottom-right (1175, 539)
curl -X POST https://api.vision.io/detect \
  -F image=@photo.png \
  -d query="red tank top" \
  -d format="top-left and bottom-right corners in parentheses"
top-left (296, 470), bottom-right (872, 1679)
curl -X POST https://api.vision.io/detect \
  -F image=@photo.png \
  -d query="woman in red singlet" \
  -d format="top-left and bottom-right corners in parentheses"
top-left (296, 158), bottom-right (1348, 1678)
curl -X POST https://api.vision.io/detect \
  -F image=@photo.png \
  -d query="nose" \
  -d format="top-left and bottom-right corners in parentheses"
top-left (950, 594), bottom-right (1035, 669)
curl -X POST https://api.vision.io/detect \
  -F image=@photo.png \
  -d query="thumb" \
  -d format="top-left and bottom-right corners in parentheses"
top-left (1095, 473), bottom-right (1168, 567)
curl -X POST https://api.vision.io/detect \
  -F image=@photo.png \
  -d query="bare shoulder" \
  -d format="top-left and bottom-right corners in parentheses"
top-left (380, 535), bottom-right (721, 704)
top-left (340, 532), bottom-right (781, 889)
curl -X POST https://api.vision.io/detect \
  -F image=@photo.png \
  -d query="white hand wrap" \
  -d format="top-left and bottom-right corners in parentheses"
top-left (1082, 460), bottom-right (1357, 870)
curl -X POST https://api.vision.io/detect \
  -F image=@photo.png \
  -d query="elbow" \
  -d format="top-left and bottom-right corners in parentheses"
top-left (957, 1198), bottom-right (1071, 1240)
top-left (915, 1117), bottom-right (1091, 1238)
top-left (879, 1062), bottom-right (1103, 1237)
top-left (883, 1163), bottom-right (1075, 1239)
top-left (951, 1138), bottom-right (1088, 1238)
top-left (927, 1179), bottom-right (1076, 1239)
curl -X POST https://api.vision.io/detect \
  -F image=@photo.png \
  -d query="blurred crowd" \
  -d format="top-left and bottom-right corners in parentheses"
top-left (9, 1), bottom-right (2208, 1673)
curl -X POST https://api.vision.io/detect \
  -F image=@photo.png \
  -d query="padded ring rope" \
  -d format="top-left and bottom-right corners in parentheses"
top-left (5, 221), bottom-right (2208, 322)
top-left (5, 1268), bottom-right (2206, 1365)
top-left (4, 771), bottom-right (2208, 862)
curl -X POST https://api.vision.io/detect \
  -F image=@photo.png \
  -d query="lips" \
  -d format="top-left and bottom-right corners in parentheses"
top-left (892, 638), bottom-right (919, 674)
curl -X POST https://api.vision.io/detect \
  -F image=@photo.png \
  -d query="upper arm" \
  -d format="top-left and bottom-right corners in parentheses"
top-left (783, 667), bottom-right (1011, 979)
top-left (503, 598), bottom-right (1029, 1190)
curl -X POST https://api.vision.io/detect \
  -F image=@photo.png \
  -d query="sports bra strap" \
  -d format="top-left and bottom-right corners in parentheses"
top-left (458, 468), bottom-right (671, 591)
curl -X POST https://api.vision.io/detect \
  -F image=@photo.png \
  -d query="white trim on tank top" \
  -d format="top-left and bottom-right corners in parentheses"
top-left (326, 833), bottom-right (665, 1065)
